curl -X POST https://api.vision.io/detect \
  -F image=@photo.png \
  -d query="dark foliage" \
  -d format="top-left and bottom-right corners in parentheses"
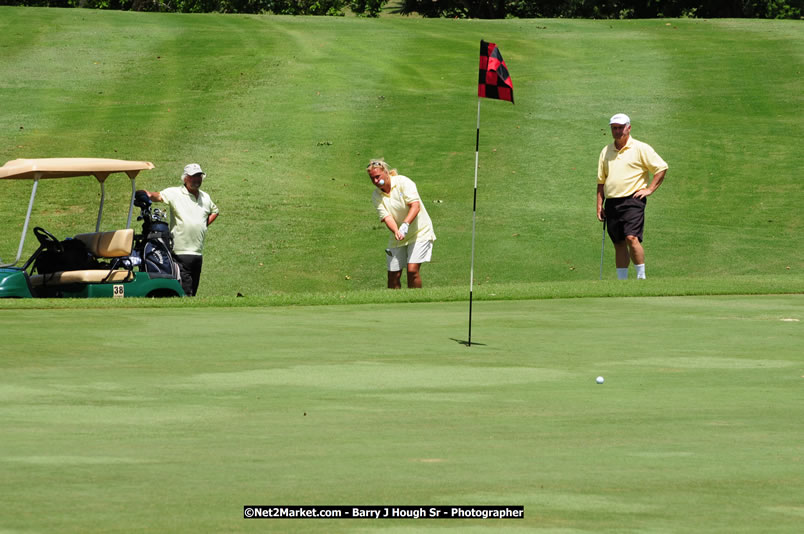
top-left (402, 0), bottom-right (802, 19)
top-left (0, 0), bottom-right (389, 14)
top-left (0, 0), bottom-right (799, 17)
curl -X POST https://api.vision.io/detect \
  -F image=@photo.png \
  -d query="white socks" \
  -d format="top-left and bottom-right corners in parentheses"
top-left (616, 265), bottom-right (646, 280)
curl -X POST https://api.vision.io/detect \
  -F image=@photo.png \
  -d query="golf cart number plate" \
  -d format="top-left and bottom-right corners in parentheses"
top-left (113, 285), bottom-right (124, 298)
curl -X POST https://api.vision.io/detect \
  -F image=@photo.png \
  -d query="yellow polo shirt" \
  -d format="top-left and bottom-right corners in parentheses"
top-left (598, 137), bottom-right (668, 198)
top-left (159, 186), bottom-right (219, 255)
top-left (372, 175), bottom-right (436, 248)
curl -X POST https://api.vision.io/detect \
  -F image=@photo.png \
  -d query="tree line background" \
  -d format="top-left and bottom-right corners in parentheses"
top-left (0, 0), bottom-right (800, 19)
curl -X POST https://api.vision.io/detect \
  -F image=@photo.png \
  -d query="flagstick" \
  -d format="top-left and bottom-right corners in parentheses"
top-left (469, 98), bottom-right (481, 347)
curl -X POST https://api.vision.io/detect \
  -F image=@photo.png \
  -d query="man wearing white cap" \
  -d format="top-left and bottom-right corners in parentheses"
top-left (140, 163), bottom-right (219, 295)
top-left (596, 114), bottom-right (668, 280)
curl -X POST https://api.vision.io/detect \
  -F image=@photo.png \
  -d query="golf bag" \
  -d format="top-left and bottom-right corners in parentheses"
top-left (128, 191), bottom-right (182, 281)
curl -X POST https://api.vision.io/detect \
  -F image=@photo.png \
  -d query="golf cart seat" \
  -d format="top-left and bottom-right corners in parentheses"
top-left (29, 229), bottom-right (135, 287)
top-left (74, 228), bottom-right (134, 258)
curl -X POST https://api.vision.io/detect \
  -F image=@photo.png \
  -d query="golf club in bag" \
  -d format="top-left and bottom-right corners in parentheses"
top-left (123, 191), bottom-right (182, 282)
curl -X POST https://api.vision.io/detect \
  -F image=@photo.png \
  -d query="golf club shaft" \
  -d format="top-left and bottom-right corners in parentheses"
top-left (599, 219), bottom-right (606, 280)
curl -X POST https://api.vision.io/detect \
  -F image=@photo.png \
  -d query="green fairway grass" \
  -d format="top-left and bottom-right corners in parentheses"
top-left (0, 274), bottom-right (801, 310)
top-left (1, 295), bottom-right (802, 532)
top-left (0, 9), bottom-right (801, 296)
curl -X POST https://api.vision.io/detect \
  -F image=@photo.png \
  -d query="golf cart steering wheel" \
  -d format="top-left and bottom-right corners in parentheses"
top-left (33, 226), bottom-right (63, 253)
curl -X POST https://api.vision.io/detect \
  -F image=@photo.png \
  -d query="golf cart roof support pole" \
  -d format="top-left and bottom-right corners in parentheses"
top-left (96, 181), bottom-right (105, 232)
top-left (126, 177), bottom-right (136, 229)
top-left (14, 176), bottom-right (40, 266)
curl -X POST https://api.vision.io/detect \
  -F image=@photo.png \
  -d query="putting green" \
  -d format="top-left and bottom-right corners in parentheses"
top-left (1, 295), bottom-right (802, 532)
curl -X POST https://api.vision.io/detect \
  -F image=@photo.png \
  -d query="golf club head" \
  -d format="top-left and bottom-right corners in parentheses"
top-left (134, 190), bottom-right (152, 209)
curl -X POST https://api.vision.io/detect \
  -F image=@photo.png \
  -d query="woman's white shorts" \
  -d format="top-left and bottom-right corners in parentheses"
top-left (386, 240), bottom-right (434, 271)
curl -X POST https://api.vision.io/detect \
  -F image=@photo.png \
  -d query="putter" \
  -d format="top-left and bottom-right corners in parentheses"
top-left (599, 219), bottom-right (606, 280)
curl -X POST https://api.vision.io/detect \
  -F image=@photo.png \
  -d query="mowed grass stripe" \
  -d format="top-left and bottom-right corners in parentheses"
top-left (656, 20), bottom-right (803, 279)
top-left (1, 10), bottom-right (801, 294)
top-left (1, 295), bottom-right (801, 532)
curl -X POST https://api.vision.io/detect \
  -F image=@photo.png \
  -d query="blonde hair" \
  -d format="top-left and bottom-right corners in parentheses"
top-left (366, 159), bottom-right (398, 176)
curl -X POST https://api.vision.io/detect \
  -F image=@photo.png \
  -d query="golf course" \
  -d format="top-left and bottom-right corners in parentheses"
top-left (0, 6), bottom-right (802, 533)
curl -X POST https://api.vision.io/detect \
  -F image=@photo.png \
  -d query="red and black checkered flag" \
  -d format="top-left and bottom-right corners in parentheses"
top-left (478, 40), bottom-right (514, 104)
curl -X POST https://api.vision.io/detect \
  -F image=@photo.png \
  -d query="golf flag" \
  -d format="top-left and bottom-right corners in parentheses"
top-left (478, 40), bottom-right (514, 104)
top-left (469, 40), bottom-right (515, 347)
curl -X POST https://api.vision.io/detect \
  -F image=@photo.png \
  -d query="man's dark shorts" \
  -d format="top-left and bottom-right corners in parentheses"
top-left (604, 195), bottom-right (646, 243)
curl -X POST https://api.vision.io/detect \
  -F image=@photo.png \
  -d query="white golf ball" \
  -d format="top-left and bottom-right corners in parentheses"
top-left (596, 376), bottom-right (605, 384)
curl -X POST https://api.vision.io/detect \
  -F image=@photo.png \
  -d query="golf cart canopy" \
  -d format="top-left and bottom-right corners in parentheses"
top-left (0, 158), bottom-right (154, 181)
top-left (0, 158), bottom-right (155, 268)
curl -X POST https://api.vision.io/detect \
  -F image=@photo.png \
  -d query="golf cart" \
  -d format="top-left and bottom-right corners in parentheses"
top-left (0, 158), bottom-right (184, 298)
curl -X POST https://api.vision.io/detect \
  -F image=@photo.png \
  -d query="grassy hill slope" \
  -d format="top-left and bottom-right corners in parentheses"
top-left (0, 8), bottom-right (801, 297)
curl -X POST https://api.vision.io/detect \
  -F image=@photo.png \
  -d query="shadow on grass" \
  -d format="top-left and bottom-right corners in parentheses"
top-left (451, 337), bottom-right (487, 347)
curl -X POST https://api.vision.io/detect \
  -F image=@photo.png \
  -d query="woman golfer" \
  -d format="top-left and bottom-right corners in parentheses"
top-left (367, 160), bottom-right (436, 289)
